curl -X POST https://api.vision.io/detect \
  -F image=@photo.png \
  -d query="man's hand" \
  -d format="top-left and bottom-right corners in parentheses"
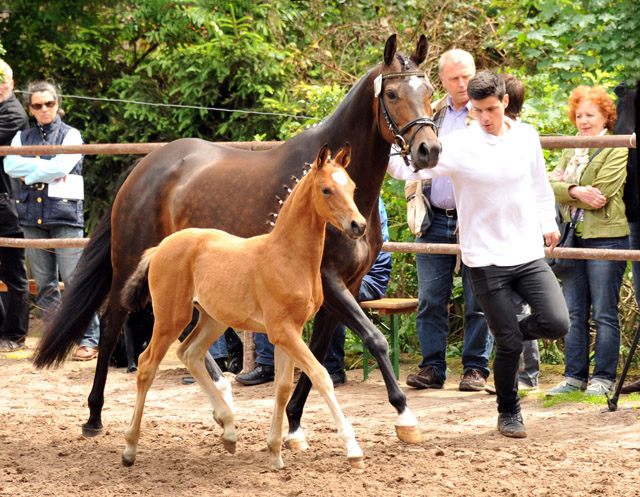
top-left (544, 231), bottom-right (561, 252)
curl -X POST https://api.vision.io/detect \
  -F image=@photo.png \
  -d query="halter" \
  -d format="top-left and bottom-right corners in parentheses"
top-left (375, 57), bottom-right (437, 169)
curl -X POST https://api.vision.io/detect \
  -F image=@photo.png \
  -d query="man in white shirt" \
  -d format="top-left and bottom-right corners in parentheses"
top-left (405, 49), bottom-right (494, 394)
top-left (388, 71), bottom-right (569, 438)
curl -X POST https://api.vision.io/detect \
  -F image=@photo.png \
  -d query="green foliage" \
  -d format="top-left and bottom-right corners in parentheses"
top-left (492, 0), bottom-right (640, 88)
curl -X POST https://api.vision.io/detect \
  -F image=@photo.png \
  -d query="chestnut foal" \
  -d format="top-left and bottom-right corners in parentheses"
top-left (120, 144), bottom-right (367, 470)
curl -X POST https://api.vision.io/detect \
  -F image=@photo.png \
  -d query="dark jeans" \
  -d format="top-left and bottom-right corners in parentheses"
top-left (629, 221), bottom-right (640, 304)
top-left (0, 233), bottom-right (30, 342)
top-left (415, 212), bottom-right (493, 382)
top-left (468, 259), bottom-right (569, 414)
top-left (561, 236), bottom-right (628, 385)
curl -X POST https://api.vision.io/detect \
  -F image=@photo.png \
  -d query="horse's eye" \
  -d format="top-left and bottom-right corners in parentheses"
top-left (321, 188), bottom-right (332, 196)
top-left (385, 89), bottom-right (398, 101)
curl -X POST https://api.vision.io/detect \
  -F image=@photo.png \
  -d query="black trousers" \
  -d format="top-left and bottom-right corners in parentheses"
top-left (468, 258), bottom-right (569, 414)
top-left (0, 233), bottom-right (30, 342)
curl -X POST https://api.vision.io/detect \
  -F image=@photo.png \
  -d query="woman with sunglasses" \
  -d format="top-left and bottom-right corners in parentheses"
top-left (4, 81), bottom-right (100, 361)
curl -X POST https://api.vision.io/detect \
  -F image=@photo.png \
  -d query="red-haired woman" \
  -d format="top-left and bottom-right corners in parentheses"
top-left (546, 86), bottom-right (629, 397)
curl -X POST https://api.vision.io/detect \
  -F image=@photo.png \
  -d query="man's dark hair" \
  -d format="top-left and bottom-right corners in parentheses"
top-left (467, 70), bottom-right (505, 101)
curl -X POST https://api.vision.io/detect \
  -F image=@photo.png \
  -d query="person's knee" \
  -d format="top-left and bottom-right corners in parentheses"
top-left (541, 309), bottom-right (570, 340)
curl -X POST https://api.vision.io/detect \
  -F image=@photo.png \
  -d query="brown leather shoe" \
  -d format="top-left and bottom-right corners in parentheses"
top-left (620, 377), bottom-right (640, 394)
top-left (406, 365), bottom-right (444, 389)
top-left (72, 346), bottom-right (98, 361)
top-left (459, 369), bottom-right (487, 391)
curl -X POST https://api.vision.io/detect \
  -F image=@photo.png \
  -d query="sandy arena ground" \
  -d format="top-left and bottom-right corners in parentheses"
top-left (1, 327), bottom-right (640, 497)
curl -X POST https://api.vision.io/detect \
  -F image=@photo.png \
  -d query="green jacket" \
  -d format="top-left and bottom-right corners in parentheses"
top-left (550, 141), bottom-right (629, 239)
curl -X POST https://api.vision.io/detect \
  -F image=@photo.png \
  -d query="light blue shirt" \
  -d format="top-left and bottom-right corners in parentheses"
top-left (4, 128), bottom-right (83, 185)
top-left (430, 95), bottom-right (472, 210)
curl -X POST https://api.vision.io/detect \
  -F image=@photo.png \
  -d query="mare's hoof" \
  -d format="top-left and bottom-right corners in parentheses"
top-left (121, 455), bottom-right (135, 467)
top-left (348, 456), bottom-right (365, 469)
top-left (222, 438), bottom-right (236, 454)
top-left (126, 366), bottom-right (138, 373)
top-left (82, 423), bottom-right (104, 438)
top-left (284, 438), bottom-right (309, 452)
top-left (395, 425), bottom-right (422, 444)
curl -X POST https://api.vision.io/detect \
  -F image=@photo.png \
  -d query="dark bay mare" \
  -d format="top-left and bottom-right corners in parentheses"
top-left (34, 34), bottom-right (441, 447)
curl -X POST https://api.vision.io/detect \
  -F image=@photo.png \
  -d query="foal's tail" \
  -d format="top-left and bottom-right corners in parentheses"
top-left (121, 247), bottom-right (158, 312)
top-left (33, 165), bottom-right (137, 369)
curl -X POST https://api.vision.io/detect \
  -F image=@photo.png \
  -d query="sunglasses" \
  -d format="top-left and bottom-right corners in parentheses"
top-left (30, 101), bottom-right (56, 110)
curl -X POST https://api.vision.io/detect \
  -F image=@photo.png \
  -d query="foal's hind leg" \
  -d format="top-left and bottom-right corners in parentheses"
top-left (122, 318), bottom-right (180, 466)
top-left (273, 327), bottom-right (364, 469)
top-left (178, 307), bottom-right (237, 453)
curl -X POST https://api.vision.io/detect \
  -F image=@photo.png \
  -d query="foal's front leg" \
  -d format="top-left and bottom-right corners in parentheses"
top-left (267, 347), bottom-right (295, 470)
top-left (275, 328), bottom-right (364, 469)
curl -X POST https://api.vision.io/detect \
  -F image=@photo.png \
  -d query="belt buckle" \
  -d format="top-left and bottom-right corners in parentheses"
top-left (445, 208), bottom-right (455, 218)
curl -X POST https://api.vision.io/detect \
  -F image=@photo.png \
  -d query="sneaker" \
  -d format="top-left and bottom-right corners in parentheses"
top-left (406, 365), bottom-right (444, 389)
top-left (0, 338), bottom-right (26, 352)
top-left (459, 369), bottom-right (487, 391)
top-left (71, 346), bottom-right (98, 361)
top-left (329, 370), bottom-right (347, 387)
top-left (518, 382), bottom-right (540, 393)
top-left (545, 380), bottom-right (583, 397)
top-left (585, 381), bottom-right (612, 396)
top-left (497, 412), bottom-right (527, 438)
top-left (235, 364), bottom-right (274, 385)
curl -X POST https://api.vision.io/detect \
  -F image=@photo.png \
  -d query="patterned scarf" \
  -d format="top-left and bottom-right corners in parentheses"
top-left (561, 128), bottom-right (607, 220)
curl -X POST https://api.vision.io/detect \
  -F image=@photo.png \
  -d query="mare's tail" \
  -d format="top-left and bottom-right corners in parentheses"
top-left (33, 166), bottom-right (137, 369)
top-left (121, 247), bottom-right (157, 312)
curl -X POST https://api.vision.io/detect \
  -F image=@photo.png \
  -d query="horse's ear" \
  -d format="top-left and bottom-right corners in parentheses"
top-left (383, 34), bottom-right (397, 66)
top-left (411, 35), bottom-right (428, 66)
top-left (314, 143), bottom-right (331, 170)
top-left (333, 142), bottom-right (351, 169)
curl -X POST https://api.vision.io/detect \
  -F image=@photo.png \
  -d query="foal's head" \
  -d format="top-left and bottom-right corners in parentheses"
top-left (310, 143), bottom-right (366, 239)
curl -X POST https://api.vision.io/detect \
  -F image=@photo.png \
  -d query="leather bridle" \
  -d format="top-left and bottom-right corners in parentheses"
top-left (375, 59), bottom-right (437, 169)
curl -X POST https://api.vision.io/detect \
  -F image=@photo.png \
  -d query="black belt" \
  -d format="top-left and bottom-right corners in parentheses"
top-left (432, 205), bottom-right (457, 218)
top-left (26, 183), bottom-right (46, 191)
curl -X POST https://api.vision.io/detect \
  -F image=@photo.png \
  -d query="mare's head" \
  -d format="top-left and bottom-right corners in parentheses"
top-left (376, 34), bottom-right (441, 170)
top-left (310, 143), bottom-right (366, 239)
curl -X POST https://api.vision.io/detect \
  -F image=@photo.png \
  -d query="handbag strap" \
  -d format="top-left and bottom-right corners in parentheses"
top-left (572, 147), bottom-right (604, 223)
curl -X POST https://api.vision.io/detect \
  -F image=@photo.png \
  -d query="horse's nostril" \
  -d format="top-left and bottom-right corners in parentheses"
top-left (351, 220), bottom-right (366, 236)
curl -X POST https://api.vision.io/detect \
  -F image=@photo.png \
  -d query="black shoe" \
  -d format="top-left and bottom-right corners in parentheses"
top-left (236, 364), bottom-right (274, 385)
top-left (329, 370), bottom-right (347, 387)
top-left (214, 357), bottom-right (228, 372)
top-left (227, 344), bottom-right (243, 375)
top-left (497, 412), bottom-right (527, 438)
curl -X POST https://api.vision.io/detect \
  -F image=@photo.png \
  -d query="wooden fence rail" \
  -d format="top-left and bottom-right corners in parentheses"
top-left (1, 237), bottom-right (640, 263)
top-left (0, 134), bottom-right (635, 157)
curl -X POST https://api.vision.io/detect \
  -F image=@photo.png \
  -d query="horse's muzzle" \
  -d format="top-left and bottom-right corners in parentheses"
top-left (347, 220), bottom-right (367, 239)
top-left (411, 138), bottom-right (442, 170)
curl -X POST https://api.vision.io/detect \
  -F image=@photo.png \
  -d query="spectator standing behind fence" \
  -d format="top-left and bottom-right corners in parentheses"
top-left (0, 59), bottom-right (30, 352)
top-left (501, 73), bottom-right (541, 393)
top-left (388, 71), bottom-right (569, 438)
top-left (545, 86), bottom-right (629, 397)
top-left (403, 49), bottom-right (494, 393)
top-left (4, 81), bottom-right (100, 361)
